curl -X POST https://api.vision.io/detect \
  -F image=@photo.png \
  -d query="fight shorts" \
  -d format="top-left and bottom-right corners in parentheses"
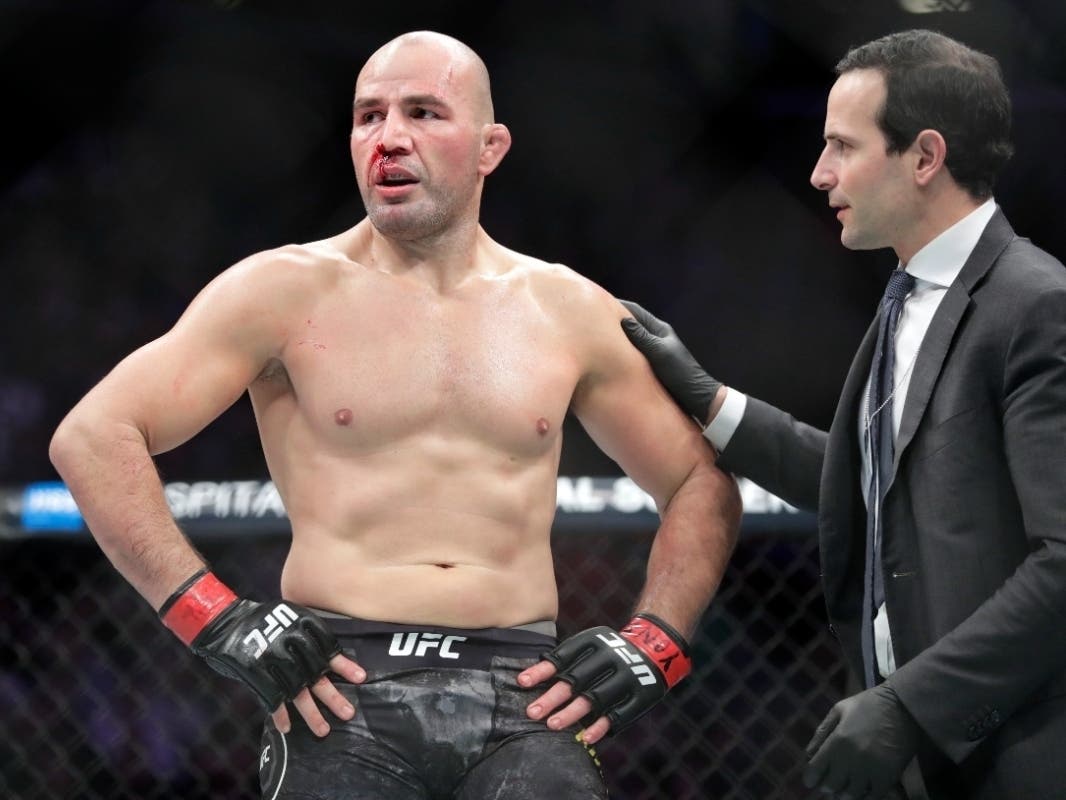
top-left (258, 615), bottom-right (608, 799)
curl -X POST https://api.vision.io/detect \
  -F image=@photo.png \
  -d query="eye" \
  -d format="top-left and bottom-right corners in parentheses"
top-left (411, 107), bottom-right (439, 120)
top-left (357, 110), bottom-right (383, 125)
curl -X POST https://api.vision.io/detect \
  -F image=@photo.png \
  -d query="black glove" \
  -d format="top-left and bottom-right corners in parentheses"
top-left (803, 683), bottom-right (922, 799)
top-left (159, 569), bottom-right (341, 710)
top-left (619, 300), bottom-right (722, 425)
top-left (541, 613), bottom-right (691, 734)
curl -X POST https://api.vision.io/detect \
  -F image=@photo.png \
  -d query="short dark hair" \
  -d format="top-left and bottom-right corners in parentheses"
top-left (836, 29), bottom-right (1013, 200)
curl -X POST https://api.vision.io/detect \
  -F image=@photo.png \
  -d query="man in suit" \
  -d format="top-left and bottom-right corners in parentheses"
top-left (621, 29), bottom-right (1066, 800)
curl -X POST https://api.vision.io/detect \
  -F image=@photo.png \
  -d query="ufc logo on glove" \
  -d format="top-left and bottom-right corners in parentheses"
top-left (243, 604), bottom-right (300, 659)
top-left (159, 569), bottom-right (341, 710)
top-left (542, 613), bottom-right (693, 734)
top-left (596, 631), bottom-right (657, 686)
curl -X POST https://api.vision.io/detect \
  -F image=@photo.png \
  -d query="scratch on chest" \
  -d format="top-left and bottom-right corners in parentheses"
top-left (296, 318), bottom-right (326, 350)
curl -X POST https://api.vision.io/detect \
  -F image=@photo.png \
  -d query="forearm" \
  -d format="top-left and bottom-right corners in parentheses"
top-left (634, 459), bottom-right (741, 640)
top-left (716, 395), bottom-right (825, 513)
top-left (50, 416), bottom-right (204, 609)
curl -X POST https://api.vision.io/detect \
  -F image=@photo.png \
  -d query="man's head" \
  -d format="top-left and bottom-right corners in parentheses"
top-left (350, 31), bottom-right (511, 241)
top-left (836, 29), bottom-right (1012, 200)
top-left (810, 30), bottom-right (1013, 259)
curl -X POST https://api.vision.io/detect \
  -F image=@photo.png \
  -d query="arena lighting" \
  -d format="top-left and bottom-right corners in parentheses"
top-left (898, 0), bottom-right (973, 12)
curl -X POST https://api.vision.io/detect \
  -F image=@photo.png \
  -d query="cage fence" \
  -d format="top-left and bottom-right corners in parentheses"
top-left (2, 516), bottom-right (844, 800)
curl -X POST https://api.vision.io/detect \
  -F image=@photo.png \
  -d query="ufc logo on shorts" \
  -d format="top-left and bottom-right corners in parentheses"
top-left (597, 631), bottom-right (657, 686)
top-left (388, 632), bottom-right (467, 659)
top-left (242, 604), bottom-right (299, 659)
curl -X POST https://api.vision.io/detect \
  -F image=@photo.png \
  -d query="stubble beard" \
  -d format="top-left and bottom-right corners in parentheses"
top-left (362, 183), bottom-right (461, 243)
top-left (368, 202), bottom-right (450, 241)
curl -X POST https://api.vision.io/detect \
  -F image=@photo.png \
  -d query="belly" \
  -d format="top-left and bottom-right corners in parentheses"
top-left (281, 545), bottom-right (560, 628)
top-left (270, 440), bottom-right (563, 627)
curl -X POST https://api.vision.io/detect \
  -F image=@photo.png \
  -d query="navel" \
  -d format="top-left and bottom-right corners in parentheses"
top-left (334, 408), bottom-right (353, 426)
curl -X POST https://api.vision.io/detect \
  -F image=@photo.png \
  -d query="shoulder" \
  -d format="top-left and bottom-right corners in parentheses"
top-left (980, 236), bottom-right (1066, 322)
top-left (215, 241), bottom-right (349, 292)
top-left (496, 249), bottom-right (637, 384)
top-left (998, 232), bottom-right (1066, 283)
top-left (193, 240), bottom-right (365, 315)
top-left (972, 236), bottom-right (1066, 374)
top-left (501, 249), bottom-right (624, 330)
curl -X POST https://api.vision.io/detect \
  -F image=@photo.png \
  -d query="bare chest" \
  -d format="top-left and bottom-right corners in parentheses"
top-left (268, 280), bottom-right (580, 455)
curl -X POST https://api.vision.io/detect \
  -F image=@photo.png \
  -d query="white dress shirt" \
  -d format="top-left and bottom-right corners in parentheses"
top-left (705, 199), bottom-right (998, 676)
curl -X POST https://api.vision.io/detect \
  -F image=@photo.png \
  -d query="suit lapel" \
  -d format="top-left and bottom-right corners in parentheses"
top-left (892, 287), bottom-right (969, 462)
top-left (819, 210), bottom-right (1016, 608)
top-left (819, 316), bottom-right (879, 604)
top-left (893, 210), bottom-right (1015, 466)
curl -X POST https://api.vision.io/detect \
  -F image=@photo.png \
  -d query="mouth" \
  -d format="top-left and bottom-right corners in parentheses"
top-left (372, 162), bottom-right (420, 197)
top-left (375, 168), bottom-right (418, 187)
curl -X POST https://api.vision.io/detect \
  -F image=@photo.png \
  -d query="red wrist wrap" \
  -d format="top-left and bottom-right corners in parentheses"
top-left (620, 614), bottom-right (692, 689)
top-left (160, 571), bottom-right (238, 646)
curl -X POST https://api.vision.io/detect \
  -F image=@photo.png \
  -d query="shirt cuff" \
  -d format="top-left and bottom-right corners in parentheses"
top-left (702, 388), bottom-right (747, 451)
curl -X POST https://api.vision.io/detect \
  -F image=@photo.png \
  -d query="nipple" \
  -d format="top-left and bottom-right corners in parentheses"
top-left (536, 417), bottom-right (550, 436)
top-left (334, 408), bottom-right (353, 426)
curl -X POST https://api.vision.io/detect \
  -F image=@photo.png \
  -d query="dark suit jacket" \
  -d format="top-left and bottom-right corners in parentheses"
top-left (718, 210), bottom-right (1066, 797)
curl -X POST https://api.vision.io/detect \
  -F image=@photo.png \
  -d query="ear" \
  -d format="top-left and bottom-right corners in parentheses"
top-left (478, 123), bottom-right (512, 176)
top-left (913, 129), bottom-right (947, 188)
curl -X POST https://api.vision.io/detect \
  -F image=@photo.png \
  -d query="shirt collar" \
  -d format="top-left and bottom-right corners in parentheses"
top-left (902, 198), bottom-right (997, 288)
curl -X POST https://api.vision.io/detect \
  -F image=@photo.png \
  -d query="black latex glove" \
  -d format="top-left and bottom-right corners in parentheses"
top-left (619, 300), bottom-right (722, 425)
top-left (804, 683), bottom-right (922, 799)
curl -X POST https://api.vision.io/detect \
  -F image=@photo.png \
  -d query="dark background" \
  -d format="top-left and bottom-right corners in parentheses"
top-left (4, 0), bottom-right (1066, 484)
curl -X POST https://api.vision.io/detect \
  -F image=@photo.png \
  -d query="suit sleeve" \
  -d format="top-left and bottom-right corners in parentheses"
top-left (890, 286), bottom-right (1066, 762)
top-left (716, 395), bottom-right (827, 513)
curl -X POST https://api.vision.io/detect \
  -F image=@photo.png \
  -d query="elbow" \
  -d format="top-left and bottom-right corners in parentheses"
top-left (50, 408), bottom-right (153, 486)
top-left (700, 456), bottom-right (744, 547)
top-left (49, 413), bottom-right (92, 482)
top-left (50, 416), bottom-right (78, 475)
top-left (662, 456), bottom-right (744, 544)
top-left (708, 462), bottom-right (743, 544)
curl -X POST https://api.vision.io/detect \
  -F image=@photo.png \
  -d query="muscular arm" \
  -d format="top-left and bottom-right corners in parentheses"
top-left (571, 300), bottom-right (741, 639)
top-left (521, 282), bottom-right (741, 743)
top-left (50, 249), bottom-right (363, 735)
top-left (49, 254), bottom-right (288, 606)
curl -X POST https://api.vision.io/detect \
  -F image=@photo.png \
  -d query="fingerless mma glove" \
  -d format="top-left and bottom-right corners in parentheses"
top-left (542, 613), bottom-right (691, 734)
top-left (159, 569), bottom-right (341, 710)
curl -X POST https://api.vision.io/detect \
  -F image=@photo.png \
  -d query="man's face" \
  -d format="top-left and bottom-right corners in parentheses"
top-left (810, 69), bottom-right (916, 254)
top-left (351, 43), bottom-right (486, 241)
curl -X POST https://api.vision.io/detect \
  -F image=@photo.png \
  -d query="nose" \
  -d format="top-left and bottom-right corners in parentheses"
top-left (810, 146), bottom-right (835, 192)
top-left (379, 111), bottom-right (413, 154)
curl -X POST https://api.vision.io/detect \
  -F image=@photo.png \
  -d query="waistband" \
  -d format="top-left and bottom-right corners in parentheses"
top-left (310, 608), bottom-right (556, 639)
top-left (311, 611), bottom-right (557, 672)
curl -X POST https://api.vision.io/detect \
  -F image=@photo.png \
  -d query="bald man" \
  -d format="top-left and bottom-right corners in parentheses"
top-left (50, 31), bottom-right (740, 799)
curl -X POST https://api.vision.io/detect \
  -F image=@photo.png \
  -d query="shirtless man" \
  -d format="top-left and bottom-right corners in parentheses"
top-left (49, 31), bottom-right (741, 799)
